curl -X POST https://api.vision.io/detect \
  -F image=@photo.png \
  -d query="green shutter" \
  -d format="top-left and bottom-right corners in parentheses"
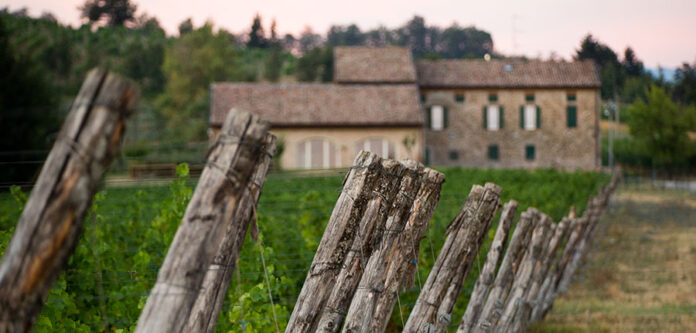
top-left (536, 106), bottom-right (541, 129)
top-left (483, 106), bottom-right (487, 129)
top-left (519, 106), bottom-right (524, 128)
top-left (426, 107), bottom-right (432, 129)
top-left (443, 106), bottom-right (449, 128)
top-left (567, 106), bottom-right (577, 128)
top-left (499, 106), bottom-right (504, 129)
top-left (425, 147), bottom-right (431, 165)
top-left (455, 94), bottom-right (465, 102)
top-left (526, 145), bottom-right (535, 160)
top-left (488, 145), bottom-right (499, 160)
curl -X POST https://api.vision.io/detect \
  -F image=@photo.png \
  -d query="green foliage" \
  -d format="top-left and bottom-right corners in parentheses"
top-left (296, 46), bottom-right (333, 82)
top-left (80, 0), bottom-right (137, 27)
top-left (627, 85), bottom-right (696, 168)
top-left (157, 23), bottom-right (250, 141)
top-left (674, 62), bottom-right (696, 105)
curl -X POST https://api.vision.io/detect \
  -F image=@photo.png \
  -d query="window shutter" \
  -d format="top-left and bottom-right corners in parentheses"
top-left (499, 106), bottom-right (504, 129)
top-left (567, 106), bottom-right (577, 127)
top-left (443, 106), bottom-right (449, 128)
top-left (536, 106), bottom-right (541, 129)
top-left (482, 106), bottom-right (487, 129)
top-left (519, 106), bottom-right (524, 128)
top-left (426, 107), bottom-right (432, 129)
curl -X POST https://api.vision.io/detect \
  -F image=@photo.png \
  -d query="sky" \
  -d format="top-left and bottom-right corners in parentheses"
top-left (5, 0), bottom-right (696, 69)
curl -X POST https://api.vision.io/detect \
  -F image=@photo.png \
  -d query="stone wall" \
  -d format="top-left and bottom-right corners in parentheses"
top-left (422, 88), bottom-right (599, 170)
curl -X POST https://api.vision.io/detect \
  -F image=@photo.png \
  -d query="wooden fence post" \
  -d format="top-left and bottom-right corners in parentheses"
top-left (185, 131), bottom-right (277, 332)
top-left (457, 200), bottom-right (518, 333)
top-left (403, 183), bottom-right (501, 333)
top-left (496, 212), bottom-right (550, 331)
top-left (315, 159), bottom-right (407, 332)
top-left (285, 151), bottom-right (383, 332)
top-left (135, 110), bottom-right (273, 333)
top-left (0, 69), bottom-right (137, 332)
top-left (473, 209), bottom-right (537, 333)
top-left (342, 166), bottom-right (444, 333)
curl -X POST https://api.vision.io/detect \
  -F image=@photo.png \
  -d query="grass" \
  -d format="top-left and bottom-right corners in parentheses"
top-left (530, 187), bottom-right (696, 332)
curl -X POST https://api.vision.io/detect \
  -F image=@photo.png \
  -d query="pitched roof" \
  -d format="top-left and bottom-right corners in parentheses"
top-left (210, 83), bottom-right (423, 127)
top-left (416, 59), bottom-right (601, 88)
top-left (334, 46), bottom-right (417, 83)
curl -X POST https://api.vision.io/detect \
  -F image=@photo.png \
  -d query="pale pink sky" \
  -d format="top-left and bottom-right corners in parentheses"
top-left (5, 0), bottom-right (696, 68)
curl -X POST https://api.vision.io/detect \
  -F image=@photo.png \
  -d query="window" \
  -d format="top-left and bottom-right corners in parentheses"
top-left (449, 150), bottom-right (459, 160)
top-left (567, 93), bottom-right (577, 102)
top-left (425, 147), bottom-right (431, 165)
top-left (455, 94), bottom-right (465, 102)
top-left (356, 138), bottom-right (395, 159)
top-left (488, 145), bottom-right (499, 160)
top-left (525, 145), bottom-right (536, 160)
top-left (525, 94), bottom-right (535, 102)
top-left (567, 106), bottom-right (577, 128)
top-left (427, 105), bottom-right (448, 130)
top-left (519, 105), bottom-right (541, 130)
top-left (420, 94), bottom-right (426, 103)
top-left (297, 138), bottom-right (336, 169)
top-left (484, 105), bottom-right (504, 130)
top-left (488, 94), bottom-right (498, 102)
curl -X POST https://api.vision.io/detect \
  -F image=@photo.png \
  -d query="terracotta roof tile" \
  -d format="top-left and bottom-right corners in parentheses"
top-left (416, 59), bottom-right (601, 88)
top-left (210, 83), bottom-right (423, 127)
top-left (334, 46), bottom-right (416, 83)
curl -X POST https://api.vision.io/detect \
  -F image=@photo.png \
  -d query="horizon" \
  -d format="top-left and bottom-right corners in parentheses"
top-left (4, 0), bottom-right (696, 69)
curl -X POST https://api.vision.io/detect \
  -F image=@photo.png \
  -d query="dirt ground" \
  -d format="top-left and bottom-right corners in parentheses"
top-left (530, 186), bottom-right (696, 332)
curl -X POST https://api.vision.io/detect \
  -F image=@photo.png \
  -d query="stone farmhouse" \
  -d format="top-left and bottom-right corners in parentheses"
top-left (210, 46), bottom-right (601, 170)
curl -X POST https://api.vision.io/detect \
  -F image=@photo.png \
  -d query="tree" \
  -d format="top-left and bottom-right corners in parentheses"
top-left (627, 85), bottom-right (696, 169)
top-left (158, 23), bottom-right (250, 141)
top-left (298, 27), bottom-right (321, 54)
top-left (247, 13), bottom-right (267, 48)
top-left (80, 0), bottom-right (137, 26)
top-left (178, 18), bottom-right (193, 35)
top-left (438, 24), bottom-right (493, 58)
top-left (402, 16), bottom-right (427, 57)
top-left (264, 47), bottom-right (283, 82)
top-left (296, 46), bottom-right (332, 82)
top-left (622, 47), bottom-right (644, 77)
top-left (674, 62), bottom-right (696, 105)
top-left (575, 34), bottom-right (624, 99)
top-left (0, 14), bottom-right (59, 184)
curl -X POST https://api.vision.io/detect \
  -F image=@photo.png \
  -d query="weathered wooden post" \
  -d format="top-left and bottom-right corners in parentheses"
top-left (285, 151), bottom-right (383, 332)
top-left (135, 110), bottom-right (273, 333)
top-left (314, 159), bottom-right (407, 332)
top-left (473, 209), bottom-right (538, 333)
top-left (341, 166), bottom-right (444, 333)
top-left (0, 69), bottom-right (137, 332)
top-left (403, 183), bottom-right (502, 333)
top-left (185, 131), bottom-right (277, 332)
top-left (496, 213), bottom-right (551, 331)
top-left (457, 200), bottom-right (518, 333)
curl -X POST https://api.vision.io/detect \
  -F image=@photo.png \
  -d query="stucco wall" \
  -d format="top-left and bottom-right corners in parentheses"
top-left (210, 127), bottom-right (424, 169)
top-left (422, 88), bottom-right (599, 170)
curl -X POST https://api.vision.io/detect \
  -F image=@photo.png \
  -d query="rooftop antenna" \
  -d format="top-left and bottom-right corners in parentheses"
top-left (511, 14), bottom-right (521, 55)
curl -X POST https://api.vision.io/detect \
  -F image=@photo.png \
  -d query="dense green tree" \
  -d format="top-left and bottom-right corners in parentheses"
top-left (673, 62), bottom-right (696, 105)
top-left (296, 46), bottom-right (332, 82)
top-left (627, 85), bottom-right (696, 169)
top-left (299, 27), bottom-right (321, 54)
top-left (80, 0), bottom-right (137, 26)
top-left (178, 18), bottom-right (193, 35)
top-left (622, 47), bottom-right (644, 77)
top-left (264, 46), bottom-right (283, 82)
top-left (158, 23), bottom-right (250, 141)
top-left (575, 34), bottom-right (626, 99)
top-left (247, 13), bottom-right (267, 48)
top-left (438, 24), bottom-right (493, 58)
top-left (327, 24), bottom-right (364, 46)
top-left (0, 14), bottom-right (59, 184)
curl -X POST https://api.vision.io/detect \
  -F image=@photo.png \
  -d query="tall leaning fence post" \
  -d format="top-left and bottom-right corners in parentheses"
top-left (403, 183), bottom-right (502, 333)
top-left (0, 69), bottom-right (138, 332)
top-left (135, 110), bottom-right (273, 333)
top-left (185, 128), bottom-right (277, 332)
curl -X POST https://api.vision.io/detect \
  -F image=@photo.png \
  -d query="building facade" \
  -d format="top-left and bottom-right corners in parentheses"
top-left (210, 47), bottom-right (601, 170)
top-left (417, 59), bottom-right (601, 170)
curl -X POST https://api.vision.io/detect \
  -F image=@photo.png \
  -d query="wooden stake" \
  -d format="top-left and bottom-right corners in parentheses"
top-left (403, 183), bottom-right (502, 333)
top-left (457, 200), bottom-right (518, 333)
top-left (185, 131), bottom-right (277, 333)
top-left (0, 69), bottom-right (137, 332)
top-left (136, 110), bottom-right (272, 333)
